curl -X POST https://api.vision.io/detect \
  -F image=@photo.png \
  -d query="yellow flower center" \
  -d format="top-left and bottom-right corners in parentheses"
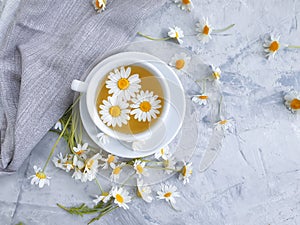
top-left (199, 95), bottom-right (208, 100)
top-left (269, 41), bottom-right (280, 52)
top-left (115, 194), bottom-right (124, 203)
top-left (182, 0), bottom-right (191, 4)
top-left (113, 167), bottom-right (121, 174)
top-left (107, 155), bottom-right (115, 163)
top-left (117, 78), bottom-right (130, 90)
top-left (109, 106), bottom-right (121, 117)
top-left (76, 150), bottom-right (85, 155)
top-left (86, 159), bottom-right (94, 169)
top-left (290, 98), bottom-right (300, 110)
top-left (175, 59), bottom-right (185, 70)
top-left (36, 172), bottom-right (46, 179)
top-left (219, 120), bottom-right (228, 125)
top-left (136, 165), bottom-right (144, 174)
top-left (175, 31), bottom-right (179, 39)
top-left (160, 148), bottom-right (164, 155)
top-left (95, 0), bottom-right (104, 9)
top-left (212, 72), bottom-right (220, 79)
top-left (164, 192), bottom-right (172, 198)
top-left (140, 101), bottom-right (152, 112)
top-left (181, 166), bottom-right (187, 177)
top-left (137, 189), bottom-right (142, 198)
top-left (203, 25), bottom-right (210, 35)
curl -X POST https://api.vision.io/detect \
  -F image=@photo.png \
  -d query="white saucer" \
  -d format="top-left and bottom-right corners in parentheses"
top-left (79, 52), bottom-right (186, 158)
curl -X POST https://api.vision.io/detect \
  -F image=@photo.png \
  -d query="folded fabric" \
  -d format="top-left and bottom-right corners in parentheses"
top-left (0, 0), bottom-right (166, 173)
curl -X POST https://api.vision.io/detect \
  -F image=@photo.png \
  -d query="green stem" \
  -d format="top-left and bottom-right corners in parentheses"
top-left (137, 32), bottom-right (171, 41)
top-left (286, 45), bottom-right (300, 49)
top-left (213, 24), bottom-right (235, 33)
top-left (95, 178), bottom-right (104, 193)
top-left (145, 166), bottom-right (179, 172)
top-left (42, 114), bottom-right (72, 172)
top-left (218, 95), bottom-right (223, 119)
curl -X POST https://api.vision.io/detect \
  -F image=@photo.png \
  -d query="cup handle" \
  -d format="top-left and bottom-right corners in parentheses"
top-left (71, 80), bottom-right (88, 93)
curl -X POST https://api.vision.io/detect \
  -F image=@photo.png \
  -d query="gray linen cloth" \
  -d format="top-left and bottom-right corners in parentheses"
top-left (0, 0), bottom-right (166, 173)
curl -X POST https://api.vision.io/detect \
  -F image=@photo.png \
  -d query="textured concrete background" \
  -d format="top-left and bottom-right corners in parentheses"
top-left (1, 0), bottom-right (300, 224)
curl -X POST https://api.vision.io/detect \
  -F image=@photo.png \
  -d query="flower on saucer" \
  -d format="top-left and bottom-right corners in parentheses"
top-left (96, 132), bottom-right (110, 145)
top-left (54, 121), bottom-right (62, 131)
top-left (168, 53), bottom-right (191, 70)
top-left (163, 156), bottom-right (177, 175)
top-left (110, 163), bottom-right (125, 182)
top-left (157, 184), bottom-right (180, 205)
top-left (209, 64), bottom-right (222, 83)
top-left (179, 161), bottom-right (193, 184)
top-left (263, 34), bottom-right (280, 59)
top-left (111, 186), bottom-right (131, 210)
top-left (173, 0), bottom-right (194, 12)
top-left (137, 179), bottom-right (153, 203)
top-left (168, 26), bottom-right (184, 44)
top-left (154, 145), bottom-right (171, 161)
top-left (99, 96), bottom-right (130, 127)
top-left (52, 152), bottom-right (67, 170)
top-left (214, 117), bottom-right (233, 132)
top-left (284, 90), bottom-right (300, 114)
top-left (93, 191), bottom-right (112, 205)
top-left (29, 166), bottom-right (51, 188)
top-left (133, 160), bottom-right (149, 178)
top-left (81, 153), bottom-right (101, 182)
top-left (130, 90), bottom-right (161, 122)
top-left (192, 94), bottom-right (208, 106)
top-left (101, 154), bottom-right (118, 169)
top-left (93, 0), bottom-right (106, 13)
top-left (196, 18), bottom-right (213, 44)
top-left (106, 66), bottom-right (141, 101)
top-left (73, 143), bottom-right (89, 160)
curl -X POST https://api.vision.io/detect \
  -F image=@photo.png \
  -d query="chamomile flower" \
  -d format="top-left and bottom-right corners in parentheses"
top-left (93, 0), bottom-right (106, 13)
top-left (106, 66), bottom-right (141, 101)
top-left (154, 145), bottom-right (171, 161)
top-left (72, 167), bottom-right (83, 180)
top-left (284, 90), bottom-right (300, 114)
top-left (52, 152), bottom-right (67, 170)
top-left (110, 163), bottom-right (125, 182)
top-left (96, 132), bottom-right (110, 145)
top-left (173, 0), bottom-right (194, 12)
top-left (111, 187), bottom-right (131, 210)
top-left (179, 161), bottom-right (193, 184)
top-left (214, 117), bottom-right (233, 132)
top-left (157, 184), bottom-right (180, 205)
top-left (137, 179), bottom-right (153, 203)
top-left (101, 154), bottom-right (118, 169)
top-left (209, 64), bottom-right (222, 83)
top-left (93, 192), bottom-right (112, 205)
top-left (81, 153), bottom-right (101, 182)
top-left (54, 121), bottom-right (62, 131)
top-left (99, 96), bottom-right (130, 127)
top-left (163, 156), bottom-right (177, 175)
top-left (168, 26), bottom-right (184, 44)
top-left (63, 154), bottom-right (80, 172)
top-left (73, 143), bottom-right (89, 160)
top-left (133, 160), bottom-right (149, 178)
top-left (196, 18), bottom-right (213, 44)
top-left (130, 90), bottom-right (161, 122)
top-left (168, 52), bottom-right (191, 70)
top-left (29, 166), bottom-right (51, 188)
top-left (192, 94), bottom-right (209, 106)
top-left (263, 34), bottom-right (280, 59)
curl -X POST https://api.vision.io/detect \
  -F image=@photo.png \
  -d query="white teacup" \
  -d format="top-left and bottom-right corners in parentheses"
top-left (71, 55), bottom-right (171, 142)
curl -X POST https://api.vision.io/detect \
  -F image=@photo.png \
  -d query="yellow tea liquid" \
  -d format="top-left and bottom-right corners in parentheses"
top-left (96, 65), bottom-right (164, 134)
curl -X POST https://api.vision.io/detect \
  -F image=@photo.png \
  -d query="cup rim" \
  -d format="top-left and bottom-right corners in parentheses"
top-left (85, 56), bottom-right (171, 142)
